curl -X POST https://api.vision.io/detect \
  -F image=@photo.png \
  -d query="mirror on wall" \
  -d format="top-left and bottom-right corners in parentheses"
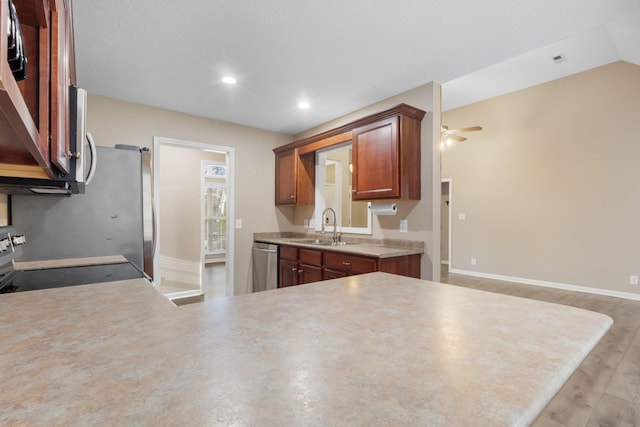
top-left (315, 142), bottom-right (371, 234)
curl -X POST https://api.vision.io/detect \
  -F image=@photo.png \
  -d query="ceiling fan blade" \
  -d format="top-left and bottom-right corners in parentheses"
top-left (447, 126), bottom-right (483, 134)
top-left (449, 135), bottom-right (467, 142)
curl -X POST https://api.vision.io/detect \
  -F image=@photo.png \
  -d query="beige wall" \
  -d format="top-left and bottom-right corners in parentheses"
top-left (287, 82), bottom-right (442, 280)
top-left (87, 94), bottom-right (293, 295)
top-left (442, 61), bottom-right (640, 296)
top-left (158, 145), bottom-right (224, 263)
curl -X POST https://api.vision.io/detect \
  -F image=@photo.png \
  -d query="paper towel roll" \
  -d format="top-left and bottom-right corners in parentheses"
top-left (369, 203), bottom-right (397, 215)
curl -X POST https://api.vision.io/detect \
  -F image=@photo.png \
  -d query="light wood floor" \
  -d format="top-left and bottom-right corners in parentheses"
top-left (440, 266), bottom-right (640, 427)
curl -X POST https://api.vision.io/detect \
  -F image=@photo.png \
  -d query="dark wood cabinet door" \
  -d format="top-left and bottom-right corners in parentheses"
top-left (299, 248), bottom-right (322, 266)
top-left (323, 268), bottom-right (347, 280)
top-left (352, 117), bottom-right (399, 200)
top-left (378, 254), bottom-right (421, 278)
top-left (274, 149), bottom-right (314, 206)
top-left (323, 252), bottom-right (377, 275)
top-left (279, 259), bottom-right (299, 287)
top-left (49, 0), bottom-right (73, 174)
top-left (275, 149), bottom-right (297, 205)
top-left (1, 0), bottom-right (76, 180)
top-left (280, 245), bottom-right (298, 261)
top-left (299, 264), bottom-right (322, 284)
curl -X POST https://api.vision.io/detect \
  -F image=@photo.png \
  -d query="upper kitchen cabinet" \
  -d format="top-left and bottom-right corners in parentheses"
top-left (274, 148), bottom-right (314, 206)
top-left (0, 0), bottom-right (76, 180)
top-left (273, 104), bottom-right (425, 205)
top-left (49, 0), bottom-right (75, 175)
top-left (352, 105), bottom-right (424, 200)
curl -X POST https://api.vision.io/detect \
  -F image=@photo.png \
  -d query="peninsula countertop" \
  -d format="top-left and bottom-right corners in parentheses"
top-left (0, 273), bottom-right (611, 426)
top-left (254, 234), bottom-right (424, 258)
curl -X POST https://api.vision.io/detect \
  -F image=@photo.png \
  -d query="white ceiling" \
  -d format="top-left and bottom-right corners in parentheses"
top-left (72, 1), bottom-right (640, 135)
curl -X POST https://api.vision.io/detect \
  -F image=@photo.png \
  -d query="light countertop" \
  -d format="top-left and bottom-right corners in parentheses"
top-left (255, 235), bottom-right (423, 258)
top-left (0, 272), bottom-right (611, 426)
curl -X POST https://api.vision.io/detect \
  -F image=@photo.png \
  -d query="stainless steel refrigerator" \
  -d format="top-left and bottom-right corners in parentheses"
top-left (11, 145), bottom-right (154, 278)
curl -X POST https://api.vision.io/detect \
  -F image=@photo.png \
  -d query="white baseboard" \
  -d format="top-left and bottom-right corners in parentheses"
top-left (165, 289), bottom-right (203, 301)
top-left (449, 268), bottom-right (640, 302)
top-left (159, 255), bottom-right (200, 286)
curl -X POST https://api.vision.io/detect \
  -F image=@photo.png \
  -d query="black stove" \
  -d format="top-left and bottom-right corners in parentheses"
top-left (0, 226), bottom-right (148, 294)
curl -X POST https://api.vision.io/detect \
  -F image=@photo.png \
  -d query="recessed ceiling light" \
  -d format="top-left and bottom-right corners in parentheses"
top-left (222, 76), bottom-right (237, 85)
top-left (298, 101), bottom-right (310, 109)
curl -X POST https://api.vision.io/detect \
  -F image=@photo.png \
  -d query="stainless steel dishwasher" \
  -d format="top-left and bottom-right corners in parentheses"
top-left (252, 242), bottom-right (279, 292)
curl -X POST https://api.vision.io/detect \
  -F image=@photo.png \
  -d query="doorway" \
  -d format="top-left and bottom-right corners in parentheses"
top-left (153, 137), bottom-right (235, 301)
top-left (441, 179), bottom-right (452, 271)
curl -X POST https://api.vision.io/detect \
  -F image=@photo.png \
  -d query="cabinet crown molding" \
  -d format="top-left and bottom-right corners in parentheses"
top-left (274, 103), bottom-right (426, 154)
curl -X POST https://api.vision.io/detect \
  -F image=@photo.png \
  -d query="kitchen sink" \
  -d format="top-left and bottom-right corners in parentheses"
top-left (288, 239), bottom-right (354, 246)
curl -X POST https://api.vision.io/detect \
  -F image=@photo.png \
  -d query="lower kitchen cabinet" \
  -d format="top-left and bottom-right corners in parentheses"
top-left (298, 249), bottom-right (323, 284)
top-left (279, 258), bottom-right (299, 287)
top-left (278, 246), bottom-right (323, 287)
top-left (299, 264), bottom-right (323, 284)
top-left (322, 269), bottom-right (347, 280)
top-left (278, 244), bottom-right (420, 287)
top-left (323, 252), bottom-right (377, 278)
top-left (378, 254), bottom-right (421, 278)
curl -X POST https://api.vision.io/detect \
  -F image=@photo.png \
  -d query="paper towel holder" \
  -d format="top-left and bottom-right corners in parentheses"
top-left (368, 203), bottom-right (397, 216)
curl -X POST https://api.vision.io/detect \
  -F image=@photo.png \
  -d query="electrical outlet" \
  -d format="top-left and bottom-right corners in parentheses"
top-left (235, 219), bottom-right (242, 229)
top-left (399, 219), bottom-right (408, 233)
top-left (459, 213), bottom-right (466, 220)
top-left (304, 219), bottom-right (309, 228)
top-left (630, 275), bottom-right (639, 285)
top-left (471, 258), bottom-right (477, 265)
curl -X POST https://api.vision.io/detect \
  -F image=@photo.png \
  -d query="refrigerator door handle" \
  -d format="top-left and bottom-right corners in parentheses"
top-left (140, 148), bottom-right (155, 279)
top-left (85, 132), bottom-right (98, 185)
top-left (151, 202), bottom-right (157, 257)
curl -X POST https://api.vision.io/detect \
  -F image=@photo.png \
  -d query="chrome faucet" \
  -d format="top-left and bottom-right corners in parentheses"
top-left (321, 207), bottom-right (339, 243)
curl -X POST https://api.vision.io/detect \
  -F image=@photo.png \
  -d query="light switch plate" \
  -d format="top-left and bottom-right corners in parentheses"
top-left (459, 213), bottom-right (466, 220)
top-left (400, 219), bottom-right (408, 233)
top-left (235, 219), bottom-right (242, 229)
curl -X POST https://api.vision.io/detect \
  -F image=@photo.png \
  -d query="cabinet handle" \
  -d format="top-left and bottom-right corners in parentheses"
top-left (351, 189), bottom-right (357, 193)
top-left (291, 267), bottom-right (297, 272)
top-left (290, 195), bottom-right (295, 199)
top-left (342, 261), bottom-right (351, 266)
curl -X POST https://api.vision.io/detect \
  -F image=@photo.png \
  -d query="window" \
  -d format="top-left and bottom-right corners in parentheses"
top-left (203, 161), bottom-right (227, 254)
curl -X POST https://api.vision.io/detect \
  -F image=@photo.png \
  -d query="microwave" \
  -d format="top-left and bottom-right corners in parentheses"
top-left (0, 86), bottom-right (93, 196)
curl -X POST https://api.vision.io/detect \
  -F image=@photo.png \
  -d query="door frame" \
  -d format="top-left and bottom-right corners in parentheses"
top-left (153, 136), bottom-right (235, 299)
top-left (441, 178), bottom-right (452, 271)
